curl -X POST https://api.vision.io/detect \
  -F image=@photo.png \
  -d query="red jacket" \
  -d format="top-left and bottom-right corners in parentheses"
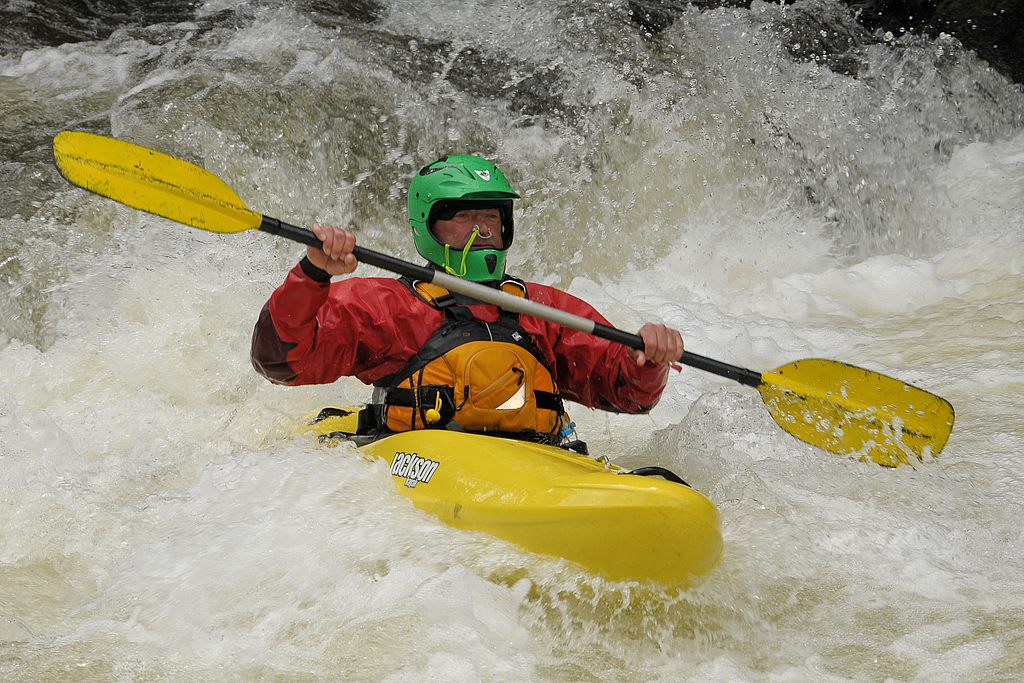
top-left (251, 262), bottom-right (669, 413)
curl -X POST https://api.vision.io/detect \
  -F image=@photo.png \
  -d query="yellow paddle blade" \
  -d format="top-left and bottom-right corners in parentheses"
top-left (758, 359), bottom-right (955, 467)
top-left (52, 131), bottom-right (262, 233)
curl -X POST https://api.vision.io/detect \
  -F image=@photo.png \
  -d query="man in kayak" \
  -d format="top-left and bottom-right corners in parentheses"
top-left (251, 155), bottom-right (683, 444)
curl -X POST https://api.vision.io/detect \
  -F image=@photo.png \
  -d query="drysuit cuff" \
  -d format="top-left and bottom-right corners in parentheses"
top-left (299, 256), bottom-right (332, 284)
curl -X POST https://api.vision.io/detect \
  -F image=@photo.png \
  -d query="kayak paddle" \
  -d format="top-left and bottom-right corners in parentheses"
top-left (52, 131), bottom-right (955, 467)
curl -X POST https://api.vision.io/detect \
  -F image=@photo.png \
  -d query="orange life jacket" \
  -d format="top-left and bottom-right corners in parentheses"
top-left (374, 277), bottom-right (565, 442)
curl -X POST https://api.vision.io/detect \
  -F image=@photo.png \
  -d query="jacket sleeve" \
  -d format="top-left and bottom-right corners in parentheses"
top-left (526, 284), bottom-right (670, 414)
top-left (250, 262), bottom-right (428, 386)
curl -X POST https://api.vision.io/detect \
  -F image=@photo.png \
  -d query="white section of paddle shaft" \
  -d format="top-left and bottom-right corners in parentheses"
top-left (431, 271), bottom-right (599, 335)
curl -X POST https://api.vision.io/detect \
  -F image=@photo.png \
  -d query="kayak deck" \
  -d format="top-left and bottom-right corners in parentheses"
top-left (306, 408), bottom-right (722, 585)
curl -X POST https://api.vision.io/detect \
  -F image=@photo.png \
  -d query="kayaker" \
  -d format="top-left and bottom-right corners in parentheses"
top-left (251, 154), bottom-right (684, 444)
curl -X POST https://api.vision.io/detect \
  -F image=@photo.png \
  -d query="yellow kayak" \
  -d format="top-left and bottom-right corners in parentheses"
top-left (304, 407), bottom-right (722, 586)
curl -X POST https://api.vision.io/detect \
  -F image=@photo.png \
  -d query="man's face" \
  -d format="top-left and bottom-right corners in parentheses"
top-left (432, 208), bottom-right (503, 249)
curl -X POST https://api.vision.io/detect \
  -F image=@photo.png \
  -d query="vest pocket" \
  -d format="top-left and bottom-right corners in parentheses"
top-left (458, 347), bottom-right (530, 411)
top-left (468, 365), bottom-right (525, 410)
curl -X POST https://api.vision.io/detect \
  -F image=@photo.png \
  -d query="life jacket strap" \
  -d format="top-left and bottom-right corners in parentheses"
top-left (534, 390), bottom-right (563, 413)
top-left (381, 385), bottom-right (457, 429)
top-left (383, 386), bottom-right (563, 427)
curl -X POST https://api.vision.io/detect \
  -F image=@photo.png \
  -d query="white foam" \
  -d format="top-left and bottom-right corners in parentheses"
top-left (1, 43), bottom-right (139, 99)
top-left (771, 253), bottom-right (962, 318)
top-left (3, 2), bottom-right (1024, 680)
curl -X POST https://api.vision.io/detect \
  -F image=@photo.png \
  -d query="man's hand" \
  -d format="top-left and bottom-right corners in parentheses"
top-left (308, 224), bottom-right (358, 276)
top-left (630, 323), bottom-right (684, 367)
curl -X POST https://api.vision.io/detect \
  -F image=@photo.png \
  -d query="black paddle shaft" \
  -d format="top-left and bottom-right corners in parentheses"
top-left (259, 215), bottom-right (764, 389)
top-left (260, 216), bottom-right (434, 280)
top-left (594, 323), bottom-right (763, 387)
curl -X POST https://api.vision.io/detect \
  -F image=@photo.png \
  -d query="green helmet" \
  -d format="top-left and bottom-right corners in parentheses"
top-left (408, 154), bottom-right (520, 281)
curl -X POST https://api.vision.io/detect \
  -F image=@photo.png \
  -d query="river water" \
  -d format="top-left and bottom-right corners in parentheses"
top-left (1, 1), bottom-right (1022, 680)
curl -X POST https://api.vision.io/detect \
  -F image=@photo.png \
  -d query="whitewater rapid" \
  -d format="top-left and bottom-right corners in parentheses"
top-left (2, 1), bottom-right (1022, 681)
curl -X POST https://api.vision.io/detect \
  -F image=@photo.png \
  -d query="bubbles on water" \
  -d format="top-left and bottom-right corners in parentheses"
top-left (2, 0), bottom-right (1024, 680)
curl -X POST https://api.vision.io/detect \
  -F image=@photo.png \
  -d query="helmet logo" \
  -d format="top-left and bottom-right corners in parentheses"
top-left (474, 169), bottom-right (491, 181)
